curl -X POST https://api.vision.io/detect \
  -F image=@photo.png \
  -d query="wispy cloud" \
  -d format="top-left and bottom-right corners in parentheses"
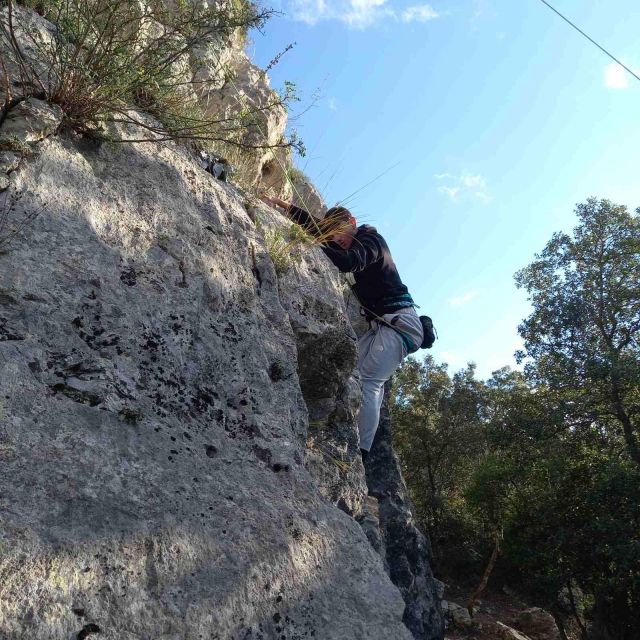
top-left (287, 1), bottom-right (439, 28)
top-left (327, 97), bottom-right (338, 111)
top-left (401, 5), bottom-right (439, 23)
top-left (434, 172), bottom-right (491, 203)
top-left (449, 290), bottom-right (479, 307)
top-left (604, 63), bottom-right (631, 90)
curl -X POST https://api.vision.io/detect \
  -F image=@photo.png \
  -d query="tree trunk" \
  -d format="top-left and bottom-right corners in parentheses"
top-left (610, 374), bottom-right (640, 468)
top-left (566, 581), bottom-right (588, 640)
top-left (551, 609), bottom-right (569, 640)
top-left (467, 529), bottom-right (501, 616)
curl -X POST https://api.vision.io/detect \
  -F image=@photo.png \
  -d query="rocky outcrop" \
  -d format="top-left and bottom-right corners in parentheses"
top-left (363, 385), bottom-right (445, 640)
top-left (1, 5), bottom-right (292, 197)
top-left (1, 97), bottom-right (63, 143)
top-left (274, 232), bottom-right (366, 517)
top-left (291, 171), bottom-right (327, 220)
top-left (0, 124), bottom-right (412, 639)
top-left (197, 46), bottom-right (291, 197)
top-left (0, 5), bottom-right (445, 639)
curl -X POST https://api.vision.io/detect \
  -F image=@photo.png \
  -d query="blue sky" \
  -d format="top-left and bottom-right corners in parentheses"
top-left (249, 0), bottom-right (640, 379)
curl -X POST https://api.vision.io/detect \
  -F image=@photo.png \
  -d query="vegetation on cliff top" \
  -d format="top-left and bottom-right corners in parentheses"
top-left (2, 0), bottom-right (303, 155)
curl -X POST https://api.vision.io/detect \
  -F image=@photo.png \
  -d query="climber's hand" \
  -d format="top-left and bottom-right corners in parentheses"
top-left (260, 192), bottom-right (291, 212)
top-left (259, 191), bottom-right (277, 207)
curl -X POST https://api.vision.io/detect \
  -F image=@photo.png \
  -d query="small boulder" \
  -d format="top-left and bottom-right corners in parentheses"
top-left (491, 621), bottom-right (533, 640)
top-left (444, 600), bottom-right (473, 627)
top-left (1, 97), bottom-right (63, 143)
top-left (516, 607), bottom-right (561, 640)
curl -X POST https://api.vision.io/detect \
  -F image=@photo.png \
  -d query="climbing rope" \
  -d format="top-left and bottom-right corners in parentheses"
top-left (537, 0), bottom-right (640, 85)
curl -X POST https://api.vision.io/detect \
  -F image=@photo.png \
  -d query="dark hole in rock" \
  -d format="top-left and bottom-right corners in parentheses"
top-left (261, 160), bottom-right (276, 178)
top-left (253, 446), bottom-right (272, 464)
top-left (205, 445), bottom-right (217, 458)
top-left (72, 607), bottom-right (85, 617)
top-left (272, 463), bottom-right (290, 473)
top-left (268, 362), bottom-right (284, 382)
top-left (77, 623), bottom-right (101, 639)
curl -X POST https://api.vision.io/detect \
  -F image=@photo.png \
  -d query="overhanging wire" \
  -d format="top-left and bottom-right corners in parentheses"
top-left (537, 0), bottom-right (640, 84)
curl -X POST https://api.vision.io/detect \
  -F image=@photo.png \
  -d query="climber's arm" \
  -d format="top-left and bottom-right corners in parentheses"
top-left (259, 194), bottom-right (323, 238)
top-left (320, 234), bottom-right (383, 273)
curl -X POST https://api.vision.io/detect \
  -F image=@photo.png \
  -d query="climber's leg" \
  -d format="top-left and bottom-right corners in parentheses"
top-left (357, 323), bottom-right (405, 452)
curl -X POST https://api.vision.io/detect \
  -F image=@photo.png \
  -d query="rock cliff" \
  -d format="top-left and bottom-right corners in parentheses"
top-left (0, 5), bottom-right (444, 639)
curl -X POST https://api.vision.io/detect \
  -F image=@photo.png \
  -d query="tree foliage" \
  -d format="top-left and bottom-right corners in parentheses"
top-left (391, 199), bottom-right (640, 639)
top-left (515, 198), bottom-right (640, 466)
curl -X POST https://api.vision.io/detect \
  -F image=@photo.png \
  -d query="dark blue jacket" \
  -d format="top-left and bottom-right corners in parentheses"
top-left (288, 205), bottom-right (414, 317)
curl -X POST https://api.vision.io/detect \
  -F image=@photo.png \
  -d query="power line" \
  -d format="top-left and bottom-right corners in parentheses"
top-left (537, 0), bottom-right (640, 85)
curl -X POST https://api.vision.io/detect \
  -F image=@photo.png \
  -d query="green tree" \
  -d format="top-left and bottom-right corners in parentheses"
top-left (511, 198), bottom-right (640, 638)
top-left (515, 198), bottom-right (640, 466)
top-left (391, 356), bottom-right (488, 576)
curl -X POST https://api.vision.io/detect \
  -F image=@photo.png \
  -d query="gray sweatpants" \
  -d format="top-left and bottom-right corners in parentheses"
top-left (357, 307), bottom-right (424, 451)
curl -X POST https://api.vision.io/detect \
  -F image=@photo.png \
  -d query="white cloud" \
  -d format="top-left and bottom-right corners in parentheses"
top-left (327, 97), bottom-right (338, 111)
top-left (401, 5), bottom-right (439, 23)
top-left (287, 0), bottom-right (439, 28)
top-left (449, 290), bottom-right (479, 307)
top-left (604, 63), bottom-right (630, 89)
top-left (435, 172), bottom-right (491, 203)
top-left (461, 174), bottom-right (485, 189)
top-left (438, 186), bottom-right (460, 199)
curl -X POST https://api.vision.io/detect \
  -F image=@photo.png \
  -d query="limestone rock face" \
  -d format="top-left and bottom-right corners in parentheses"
top-left (0, 126), bottom-right (412, 639)
top-left (194, 46), bottom-right (291, 198)
top-left (291, 171), bottom-right (327, 220)
top-left (1, 97), bottom-right (63, 143)
top-left (274, 232), bottom-right (367, 517)
top-left (0, 6), bottom-right (58, 113)
top-left (364, 385), bottom-right (445, 640)
top-left (0, 6), bottom-right (445, 639)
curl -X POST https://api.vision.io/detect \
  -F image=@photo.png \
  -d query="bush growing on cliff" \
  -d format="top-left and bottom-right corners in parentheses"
top-left (264, 222), bottom-right (311, 276)
top-left (2, 0), bottom-right (303, 155)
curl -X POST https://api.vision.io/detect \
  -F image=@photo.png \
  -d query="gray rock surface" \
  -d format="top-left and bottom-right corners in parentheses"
top-left (194, 45), bottom-right (291, 198)
top-left (291, 172), bottom-right (327, 220)
top-left (1, 97), bottom-right (63, 143)
top-left (364, 384), bottom-right (445, 640)
top-left (357, 497), bottom-right (388, 570)
top-left (0, 126), bottom-right (412, 639)
top-left (0, 6), bottom-right (59, 112)
top-left (273, 220), bottom-right (367, 517)
top-left (515, 608), bottom-right (561, 640)
top-left (0, 6), bottom-right (445, 639)
top-left (491, 622), bottom-right (533, 640)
